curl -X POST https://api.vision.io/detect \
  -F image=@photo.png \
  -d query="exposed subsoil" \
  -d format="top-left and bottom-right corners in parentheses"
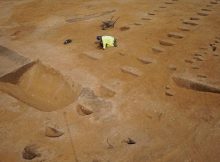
top-left (0, 0), bottom-right (220, 162)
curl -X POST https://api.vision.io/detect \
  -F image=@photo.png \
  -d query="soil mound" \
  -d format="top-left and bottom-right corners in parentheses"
top-left (0, 61), bottom-right (78, 111)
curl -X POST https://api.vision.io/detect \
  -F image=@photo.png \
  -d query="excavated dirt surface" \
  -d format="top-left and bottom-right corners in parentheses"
top-left (0, 0), bottom-right (220, 162)
top-left (0, 61), bottom-right (79, 112)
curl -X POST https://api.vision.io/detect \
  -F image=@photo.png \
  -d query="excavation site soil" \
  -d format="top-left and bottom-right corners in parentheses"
top-left (0, 0), bottom-right (220, 162)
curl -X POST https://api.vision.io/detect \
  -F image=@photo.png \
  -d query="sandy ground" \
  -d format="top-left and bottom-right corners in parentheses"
top-left (0, 0), bottom-right (220, 161)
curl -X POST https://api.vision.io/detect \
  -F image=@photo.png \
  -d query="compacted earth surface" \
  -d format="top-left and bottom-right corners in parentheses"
top-left (0, 0), bottom-right (220, 162)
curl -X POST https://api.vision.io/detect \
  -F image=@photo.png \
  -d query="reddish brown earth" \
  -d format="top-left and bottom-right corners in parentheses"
top-left (0, 0), bottom-right (220, 162)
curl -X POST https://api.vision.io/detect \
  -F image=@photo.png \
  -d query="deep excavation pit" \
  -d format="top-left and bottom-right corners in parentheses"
top-left (0, 61), bottom-right (79, 112)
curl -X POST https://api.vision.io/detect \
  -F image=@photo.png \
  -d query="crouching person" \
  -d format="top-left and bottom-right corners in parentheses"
top-left (96, 36), bottom-right (117, 50)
